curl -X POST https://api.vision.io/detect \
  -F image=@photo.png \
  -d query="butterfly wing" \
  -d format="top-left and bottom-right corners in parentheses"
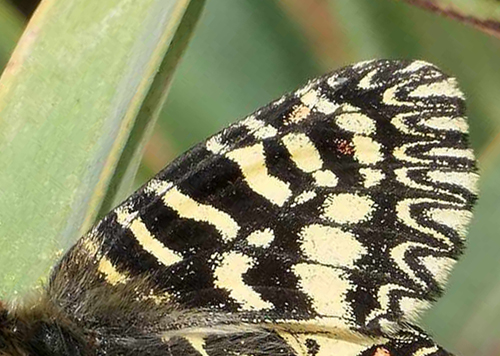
top-left (53, 59), bottom-right (477, 355)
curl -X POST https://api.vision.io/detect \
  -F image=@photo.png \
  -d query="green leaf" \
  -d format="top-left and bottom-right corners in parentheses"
top-left (0, 0), bottom-right (201, 299)
top-left (98, 0), bottom-right (206, 216)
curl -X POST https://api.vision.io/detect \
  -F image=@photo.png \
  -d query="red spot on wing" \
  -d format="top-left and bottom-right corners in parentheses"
top-left (336, 139), bottom-right (355, 155)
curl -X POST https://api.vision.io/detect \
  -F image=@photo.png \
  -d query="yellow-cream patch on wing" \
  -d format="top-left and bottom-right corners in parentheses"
top-left (422, 116), bottom-right (468, 133)
top-left (382, 82), bottom-right (413, 107)
top-left (214, 252), bottom-right (272, 311)
top-left (115, 207), bottom-right (183, 267)
top-left (300, 224), bottom-right (365, 267)
top-left (97, 258), bottom-right (129, 286)
top-left (396, 167), bottom-right (474, 204)
top-left (293, 263), bottom-right (350, 318)
top-left (360, 168), bottom-right (385, 188)
top-left (395, 167), bottom-right (432, 192)
top-left (301, 89), bottom-right (320, 107)
top-left (428, 207), bottom-right (473, 238)
top-left (366, 284), bottom-right (418, 328)
top-left (391, 113), bottom-right (426, 136)
top-left (295, 79), bottom-right (318, 97)
top-left (398, 296), bottom-right (432, 322)
top-left (182, 336), bottom-right (210, 356)
top-left (80, 233), bottom-right (100, 256)
top-left (338, 103), bottom-right (360, 112)
top-left (358, 68), bottom-right (379, 89)
top-left (322, 193), bottom-right (375, 224)
top-left (239, 115), bottom-right (278, 139)
top-left (293, 190), bottom-right (317, 206)
top-left (393, 141), bottom-right (439, 164)
top-left (399, 60), bottom-right (432, 73)
top-left (427, 170), bottom-right (479, 194)
top-left (226, 143), bottom-right (292, 206)
top-left (316, 97), bottom-right (339, 115)
top-left (206, 134), bottom-right (228, 155)
top-left (286, 104), bottom-right (311, 124)
top-left (163, 186), bottom-right (240, 242)
top-left (300, 89), bottom-right (339, 114)
top-left (336, 112), bottom-right (376, 135)
top-left (282, 133), bottom-right (323, 173)
top-left (81, 235), bottom-right (129, 285)
top-left (391, 240), bottom-right (461, 290)
top-left (427, 147), bottom-right (475, 160)
top-left (141, 289), bottom-right (171, 305)
top-left (396, 198), bottom-right (453, 247)
top-left (409, 78), bottom-right (464, 99)
top-left (419, 255), bottom-right (455, 286)
top-left (144, 178), bottom-right (172, 195)
top-left (276, 332), bottom-right (308, 356)
top-left (413, 346), bottom-right (440, 356)
top-left (390, 242), bottom-right (428, 287)
top-left (327, 75), bottom-right (348, 89)
top-left (247, 228), bottom-right (274, 248)
top-left (313, 170), bottom-right (338, 187)
top-left (352, 135), bottom-right (383, 164)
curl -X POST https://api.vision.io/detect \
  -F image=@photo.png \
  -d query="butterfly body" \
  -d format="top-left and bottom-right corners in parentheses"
top-left (0, 60), bottom-right (477, 356)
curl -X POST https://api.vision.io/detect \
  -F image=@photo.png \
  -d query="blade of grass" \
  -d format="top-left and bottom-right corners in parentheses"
top-left (0, 0), bottom-right (195, 300)
top-left (97, 0), bottom-right (206, 216)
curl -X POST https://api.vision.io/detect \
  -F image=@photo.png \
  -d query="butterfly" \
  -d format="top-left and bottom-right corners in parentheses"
top-left (0, 59), bottom-right (477, 356)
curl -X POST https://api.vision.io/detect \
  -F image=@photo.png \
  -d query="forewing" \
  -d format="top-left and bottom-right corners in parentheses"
top-left (54, 60), bottom-right (477, 354)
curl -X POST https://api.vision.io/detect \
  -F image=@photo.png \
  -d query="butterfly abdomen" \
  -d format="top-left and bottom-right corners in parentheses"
top-left (0, 299), bottom-right (89, 356)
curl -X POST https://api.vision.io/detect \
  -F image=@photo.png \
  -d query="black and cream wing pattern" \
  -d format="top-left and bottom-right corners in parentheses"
top-left (52, 59), bottom-right (478, 355)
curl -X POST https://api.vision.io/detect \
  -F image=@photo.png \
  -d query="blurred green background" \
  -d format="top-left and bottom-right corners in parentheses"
top-left (1, 0), bottom-right (500, 355)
